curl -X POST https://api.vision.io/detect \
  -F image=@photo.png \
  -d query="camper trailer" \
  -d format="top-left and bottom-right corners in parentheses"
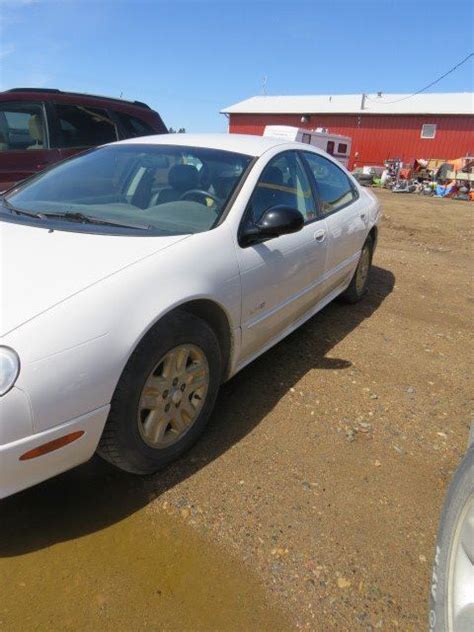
top-left (263, 125), bottom-right (352, 168)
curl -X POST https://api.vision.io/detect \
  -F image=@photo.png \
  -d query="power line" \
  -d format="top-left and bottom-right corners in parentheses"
top-left (366, 52), bottom-right (473, 105)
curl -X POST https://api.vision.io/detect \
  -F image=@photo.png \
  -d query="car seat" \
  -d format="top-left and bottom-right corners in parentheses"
top-left (27, 115), bottom-right (44, 150)
top-left (155, 164), bottom-right (200, 205)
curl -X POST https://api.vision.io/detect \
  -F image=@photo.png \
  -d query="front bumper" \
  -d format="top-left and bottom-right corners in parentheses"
top-left (0, 404), bottom-right (110, 499)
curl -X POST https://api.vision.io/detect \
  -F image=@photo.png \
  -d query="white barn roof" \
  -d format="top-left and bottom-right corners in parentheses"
top-left (221, 93), bottom-right (474, 116)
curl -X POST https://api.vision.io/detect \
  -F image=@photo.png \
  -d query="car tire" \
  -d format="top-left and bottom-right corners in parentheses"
top-left (429, 446), bottom-right (474, 631)
top-left (97, 310), bottom-right (222, 475)
top-left (341, 235), bottom-right (373, 303)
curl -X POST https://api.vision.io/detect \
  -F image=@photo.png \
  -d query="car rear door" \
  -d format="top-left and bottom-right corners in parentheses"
top-left (236, 150), bottom-right (327, 362)
top-left (0, 101), bottom-right (60, 191)
top-left (301, 151), bottom-right (368, 298)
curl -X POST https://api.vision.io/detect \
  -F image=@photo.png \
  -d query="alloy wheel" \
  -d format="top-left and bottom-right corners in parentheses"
top-left (137, 344), bottom-right (209, 448)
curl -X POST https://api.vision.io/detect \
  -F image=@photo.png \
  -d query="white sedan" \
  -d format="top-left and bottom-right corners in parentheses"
top-left (0, 134), bottom-right (380, 498)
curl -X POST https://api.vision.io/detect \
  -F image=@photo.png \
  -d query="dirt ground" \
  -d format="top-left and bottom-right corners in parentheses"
top-left (1, 190), bottom-right (472, 631)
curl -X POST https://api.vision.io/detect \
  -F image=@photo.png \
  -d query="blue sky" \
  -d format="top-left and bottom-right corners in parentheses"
top-left (1, 0), bottom-right (473, 131)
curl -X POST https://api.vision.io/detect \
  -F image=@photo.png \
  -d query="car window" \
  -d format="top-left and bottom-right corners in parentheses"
top-left (246, 151), bottom-right (317, 225)
top-left (0, 102), bottom-right (47, 151)
top-left (302, 152), bottom-right (356, 216)
top-left (115, 111), bottom-right (156, 138)
top-left (5, 144), bottom-right (252, 236)
top-left (53, 104), bottom-right (118, 148)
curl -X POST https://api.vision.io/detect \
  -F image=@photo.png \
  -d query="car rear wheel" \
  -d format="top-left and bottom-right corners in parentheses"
top-left (341, 235), bottom-right (373, 303)
top-left (98, 311), bottom-right (221, 474)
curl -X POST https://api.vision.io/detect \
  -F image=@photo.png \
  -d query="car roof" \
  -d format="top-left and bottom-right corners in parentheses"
top-left (115, 133), bottom-right (293, 157)
top-left (0, 88), bottom-right (151, 110)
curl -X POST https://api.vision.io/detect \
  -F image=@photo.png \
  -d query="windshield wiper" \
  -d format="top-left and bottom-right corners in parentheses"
top-left (41, 211), bottom-right (150, 230)
top-left (1, 197), bottom-right (46, 219)
top-left (2, 198), bottom-right (151, 231)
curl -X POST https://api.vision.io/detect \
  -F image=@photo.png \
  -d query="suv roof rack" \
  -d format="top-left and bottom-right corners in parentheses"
top-left (5, 88), bottom-right (151, 110)
top-left (8, 88), bottom-right (61, 94)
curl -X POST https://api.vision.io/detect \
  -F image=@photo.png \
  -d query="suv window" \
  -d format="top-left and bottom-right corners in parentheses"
top-left (303, 152), bottom-right (356, 216)
top-left (54, 104), bottom-right (118, 148)
top-left (0, 102), bottom-right (47, 151)
top-left (115, 111), bottom-right (156, 138)
top-left (246, 151), bottom-right (317, 224)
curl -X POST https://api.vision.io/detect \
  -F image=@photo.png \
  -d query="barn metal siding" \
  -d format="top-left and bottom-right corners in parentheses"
top-left (228, 113), bottom-right (474, 169)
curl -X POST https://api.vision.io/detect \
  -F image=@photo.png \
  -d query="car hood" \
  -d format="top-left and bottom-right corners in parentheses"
top-left (0, 221), bottom-right (189, 337)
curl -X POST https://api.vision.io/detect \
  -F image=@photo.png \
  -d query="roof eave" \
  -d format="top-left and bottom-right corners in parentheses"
top-left (222, 110), bottom-right (470, 116)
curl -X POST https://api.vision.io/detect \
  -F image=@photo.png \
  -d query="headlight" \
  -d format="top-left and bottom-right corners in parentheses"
top-left (0, 347), bottom-right (20, 396)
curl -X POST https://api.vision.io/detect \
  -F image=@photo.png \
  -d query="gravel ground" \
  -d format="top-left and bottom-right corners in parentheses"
top-left (144, 189), bottom-right (473, 630)
top-left (1, 190), bottom-right (472, 631)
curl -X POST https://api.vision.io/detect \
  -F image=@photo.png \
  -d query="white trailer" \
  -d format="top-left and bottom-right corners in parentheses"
top-left (263, 125), bottom-right (352, 167)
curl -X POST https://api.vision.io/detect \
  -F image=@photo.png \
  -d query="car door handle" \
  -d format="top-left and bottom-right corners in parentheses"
top-left (313, 229), bottom-right (326, 242)
top-left (360, 212), bottom-right (367, 220)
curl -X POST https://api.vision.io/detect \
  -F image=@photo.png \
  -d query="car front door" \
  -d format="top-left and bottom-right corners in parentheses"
top-left (301, 151), bottom-right (368, 297)
top-left (0, 101), bottom-right (60, 191)
top-left (235, 150), bottom-right (327, 362)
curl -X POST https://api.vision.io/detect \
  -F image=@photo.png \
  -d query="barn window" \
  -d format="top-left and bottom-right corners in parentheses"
top-left (326, 141), bottom-right (335, 155)
top-left (302, 133), bottom-right (311, 144)
top-left (421, 124), bottom-right (437, 139)
top-left (337, 143), bottom-right (348, 154)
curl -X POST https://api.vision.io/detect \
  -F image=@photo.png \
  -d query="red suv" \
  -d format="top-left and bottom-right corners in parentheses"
top-left (0, 88), bottom-right (167, 191)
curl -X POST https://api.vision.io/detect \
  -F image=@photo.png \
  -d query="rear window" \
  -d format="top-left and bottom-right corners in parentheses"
top-left (54, 104), bottom-right (118, 148)
top-left (0, 102), bottom-right (47, 151)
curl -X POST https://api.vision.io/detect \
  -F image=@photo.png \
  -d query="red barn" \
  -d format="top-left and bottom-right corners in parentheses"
top-left (221, 93), bottom-right (474, 170)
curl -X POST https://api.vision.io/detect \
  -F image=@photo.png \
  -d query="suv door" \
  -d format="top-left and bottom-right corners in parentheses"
top-left (301, 151), bottom-right (368, 297)
top-left (50, 103), bottom-right (119, 162)
top-left (236, 150), bottom-right (327, 362)
top-left (0, 101), bottom-right (60, 191)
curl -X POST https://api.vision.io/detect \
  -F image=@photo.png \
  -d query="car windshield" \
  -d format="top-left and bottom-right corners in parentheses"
top-left (3, 144), bottom-right (252, 235)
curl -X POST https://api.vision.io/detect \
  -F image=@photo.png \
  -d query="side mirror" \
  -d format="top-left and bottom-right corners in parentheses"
top-left (240, 205), bottom-right (304, 247)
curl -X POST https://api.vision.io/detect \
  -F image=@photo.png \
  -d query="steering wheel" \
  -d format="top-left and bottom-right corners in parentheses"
top-left (179, 189), bottom-right (222, 205)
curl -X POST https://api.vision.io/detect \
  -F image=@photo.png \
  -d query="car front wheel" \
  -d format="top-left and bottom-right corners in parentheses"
top-left (98, 311), bottom-right (222, 474)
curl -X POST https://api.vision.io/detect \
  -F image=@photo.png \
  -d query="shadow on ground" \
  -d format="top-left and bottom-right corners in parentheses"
top-left (0, 266), bottom-right (394, 557)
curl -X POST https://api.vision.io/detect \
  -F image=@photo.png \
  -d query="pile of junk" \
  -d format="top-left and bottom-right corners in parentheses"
top-left (352, 156), bottom-right (474, 201)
